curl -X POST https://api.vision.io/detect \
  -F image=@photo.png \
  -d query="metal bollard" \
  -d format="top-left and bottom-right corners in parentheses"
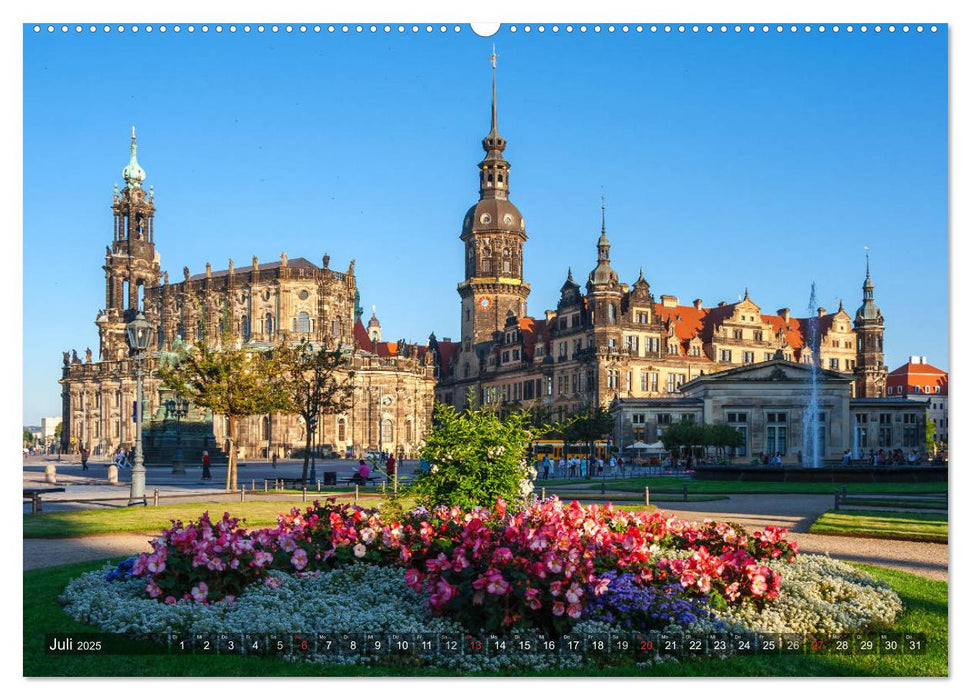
top-left (153, 488), bottom-right (160, 507)
top-left (834, 490), bottom-right (840, 510)
top-left (645, 486), bottom-right (650, 505)
top-left (240, 485), bottom-right (246, 503)
top-left (264, 479), bottom-right (268, 493)
top-left (252, 479), bottom-right (255, 491)
top-left (302, 487), bottom-right (307, 502)
top-left (842, 484), bottom-right (848, 499)
top-left (541, 487), bottom-right (546, 500)
top-left (317, 480), bottom-right (321, 492)
top-left (382, 480), bottom-right (386, 495)
top-left (354, 484), bottom-right (359, 503)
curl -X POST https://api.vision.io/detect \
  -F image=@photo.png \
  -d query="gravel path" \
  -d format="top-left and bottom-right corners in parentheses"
top-left (23, 533), bottom-right (158, 572)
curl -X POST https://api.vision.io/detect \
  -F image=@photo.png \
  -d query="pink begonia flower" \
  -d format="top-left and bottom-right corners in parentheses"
top-left (353, 544), bottom-right (367, 558)
top-left (164, 596), bottom-right (177, 605)
top-left (565, 583), bottom-right (583, 604)
top-left (750, 574), bottom-right (768, 596)
top-left (146, 555), bottom-right (165, 575)
top-left (552, 601), bottom-right (566, 617)
top-left (291, 548), bottom-right (309, 571)
top-left (190, 582), bottom-right (208, 602)
top-left (265, 577), bottom-right (281, 590)
top-left (567, 602), bottom-right (582, 619)
top-left (145, 581), bottom-right (162, 598)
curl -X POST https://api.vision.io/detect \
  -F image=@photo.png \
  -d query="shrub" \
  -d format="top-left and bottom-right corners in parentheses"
top-left (409, 402), bottom-right (539, 510)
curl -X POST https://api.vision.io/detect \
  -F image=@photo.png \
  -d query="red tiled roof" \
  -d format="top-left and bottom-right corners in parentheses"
top-left (435, 339), bottom-right (461, 376)
top-left (887, 361), bottom-right (948, 396)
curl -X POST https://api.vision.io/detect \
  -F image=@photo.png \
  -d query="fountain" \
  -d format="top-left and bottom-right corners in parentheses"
top-left (803, 283), bottom-right (822, 468)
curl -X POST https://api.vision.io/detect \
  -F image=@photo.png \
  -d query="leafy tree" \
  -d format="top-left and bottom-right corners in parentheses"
top-left (275, 339), bottom-right (355, 485)
top-left (705, 423), bottom-right (745, 461)
top-left (23, 428), bottom-right (33, 447)
top-left (562, 404), bottom-right (614, 475)
top-left (160, 339), bottom-right (290, 493)
top-left (924, 409), bottom-right (936, 456)
top-left (410, 402), bottom-right (544, 510)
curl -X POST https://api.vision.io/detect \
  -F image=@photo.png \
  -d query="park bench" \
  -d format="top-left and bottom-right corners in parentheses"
top-left (23, 487), bottom-right (65, 514)
top-left (341, 475), bottom-right (381, 486)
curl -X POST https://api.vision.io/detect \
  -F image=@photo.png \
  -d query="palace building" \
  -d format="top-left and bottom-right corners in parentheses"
top-left (430, 60), bottom-right (890, 421)
top-left (59, 129), bottom-right (436, 463)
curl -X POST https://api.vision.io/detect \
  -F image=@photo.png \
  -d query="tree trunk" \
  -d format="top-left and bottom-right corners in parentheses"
top-left (301, 421), bottom-right (312, 485)
top-left (226, 415), bottom-right (238, 493)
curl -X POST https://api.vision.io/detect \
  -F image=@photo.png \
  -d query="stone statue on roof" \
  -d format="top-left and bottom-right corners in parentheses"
top-left (62, 351), bottom-right (70, 366)
top-left (183, 266), bottom-right (190, 281)
top-left (85, 348), bottom-right (92, 363)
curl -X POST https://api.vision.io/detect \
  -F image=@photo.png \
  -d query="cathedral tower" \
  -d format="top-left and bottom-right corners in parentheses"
top-left (97, 127), bottom-right (161, 360)
top-left (853, 250), bottom-right (887, 397)
top-left (457, 49), bottom-right (530, 352)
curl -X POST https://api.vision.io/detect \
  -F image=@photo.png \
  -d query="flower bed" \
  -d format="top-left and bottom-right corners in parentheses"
top-left (60, 498), bottom-right (902, 669)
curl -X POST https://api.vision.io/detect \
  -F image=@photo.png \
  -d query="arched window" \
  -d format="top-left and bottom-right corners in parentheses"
top-left (265, 312), bottom-right (274, 336)
top-left (261, 415), bottom-right (270, 441)
top-left (196, 320), bottom-right (204, 341)
top-left (241, 315), bottom-right (250, 338)
top-left (607, 303), bottom-right (616, 323)
top-left (337, 418), bottom-right (346, 442)
top-left (382, 419), bottom-right (394, 444)
top-left (297, 311), bottom-right (311, 333)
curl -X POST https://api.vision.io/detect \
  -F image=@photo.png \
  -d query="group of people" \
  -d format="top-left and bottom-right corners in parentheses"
top-left (858, 448), bottom-right (924, 467)
top-left (539, 455), bottom-right (624, 480)
top-left (760, 452), bottom-right (785, 466)
top-left (351, 453), bottom-right (396, 485)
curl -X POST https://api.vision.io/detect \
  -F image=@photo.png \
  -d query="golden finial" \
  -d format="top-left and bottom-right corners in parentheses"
top-left (131, 125), bottom-right (136, 141)
top-left (491, 44), bottom-right (497, 69)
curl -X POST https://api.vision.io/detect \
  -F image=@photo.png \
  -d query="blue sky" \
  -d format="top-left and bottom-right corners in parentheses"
top-left (22, 24), bottom-right (947, 421)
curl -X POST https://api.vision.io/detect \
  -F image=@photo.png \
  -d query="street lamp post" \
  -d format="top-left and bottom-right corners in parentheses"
top-left (165, 395), bottom-right (190, 474)
top-left (126, 312), bottom-right (153, 506)
top-left (308, 413), bottom-right (318, 484)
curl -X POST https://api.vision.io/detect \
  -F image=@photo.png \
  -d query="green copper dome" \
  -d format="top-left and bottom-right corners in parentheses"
top-left (122, 126), bottom-right (146, 190)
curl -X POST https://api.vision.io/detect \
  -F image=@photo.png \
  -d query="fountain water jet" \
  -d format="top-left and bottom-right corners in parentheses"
top-left (803, 283), bottom-right (822, 468)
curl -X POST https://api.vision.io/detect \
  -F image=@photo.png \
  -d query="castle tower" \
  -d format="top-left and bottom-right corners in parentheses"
top-left (457, 48), bottom-right (530, 350)
top-left (853, 250), bottom-right (887, 397)
top-left (97, 127), bottom-right (161, 360)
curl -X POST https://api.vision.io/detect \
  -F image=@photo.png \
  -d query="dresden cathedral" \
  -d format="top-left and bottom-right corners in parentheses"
top-left (59, 59), bottom-right (889, 462)
top-left (59, 129), bottom-right (436, 463)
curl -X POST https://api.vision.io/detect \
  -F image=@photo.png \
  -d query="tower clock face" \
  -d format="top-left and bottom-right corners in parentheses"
top-left (479, 297), bottom-right (491, 309)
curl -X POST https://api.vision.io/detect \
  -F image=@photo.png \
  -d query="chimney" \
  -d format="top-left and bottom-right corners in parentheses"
top-left (693, 299), bottom-right (703, 310)
top-left (661, 295), bottom-right (679, 308)
top-left (817, 307), bottom-right (826, 317)
top-left (442, 337), bottom-right (452, 343)
top-left (778, 308), bottom-right (790, 323)
top-left (545, 310), bottom-right (556, 322)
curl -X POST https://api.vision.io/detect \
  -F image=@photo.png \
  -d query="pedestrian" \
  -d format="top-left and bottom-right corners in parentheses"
top-left (842, 449), bottom-right (852, 467)
top-left (386, 453), bottom-right (397, 482)
top-left (201, 450), bottom-right (212, 480)
top-left (80, 444), bottom-right (89, 471)
top-left (542, 455), bottom-right (550, 480)
top-left (272, 453), bottom-right (278, 469)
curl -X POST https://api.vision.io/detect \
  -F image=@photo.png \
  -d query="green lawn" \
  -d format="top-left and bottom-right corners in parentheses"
top-left (22, 497), bottom-right (404, 539)
top-left (809, 510), bottom-right (948, 544)
top-left (537, 477), bottom-right (948, 496)
top-left (24, 560), bottom-right (946, 677)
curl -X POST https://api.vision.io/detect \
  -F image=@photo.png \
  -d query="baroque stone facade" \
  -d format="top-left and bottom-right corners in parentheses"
top-left (611, 360), bottom-right (926, 464)
top-left (431, 63), bottom-right (889, 417)
top-left (60, 129), bottom-right (436, 462)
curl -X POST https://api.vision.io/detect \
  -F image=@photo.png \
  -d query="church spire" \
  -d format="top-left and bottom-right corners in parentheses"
top-left (479, 48), bottom-right (509, 200)
top-left (122, 125), bottom-right (146, 191)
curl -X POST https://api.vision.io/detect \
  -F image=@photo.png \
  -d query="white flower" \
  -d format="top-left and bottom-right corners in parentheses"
top-left (353, 544), bottom-right (367, 558)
